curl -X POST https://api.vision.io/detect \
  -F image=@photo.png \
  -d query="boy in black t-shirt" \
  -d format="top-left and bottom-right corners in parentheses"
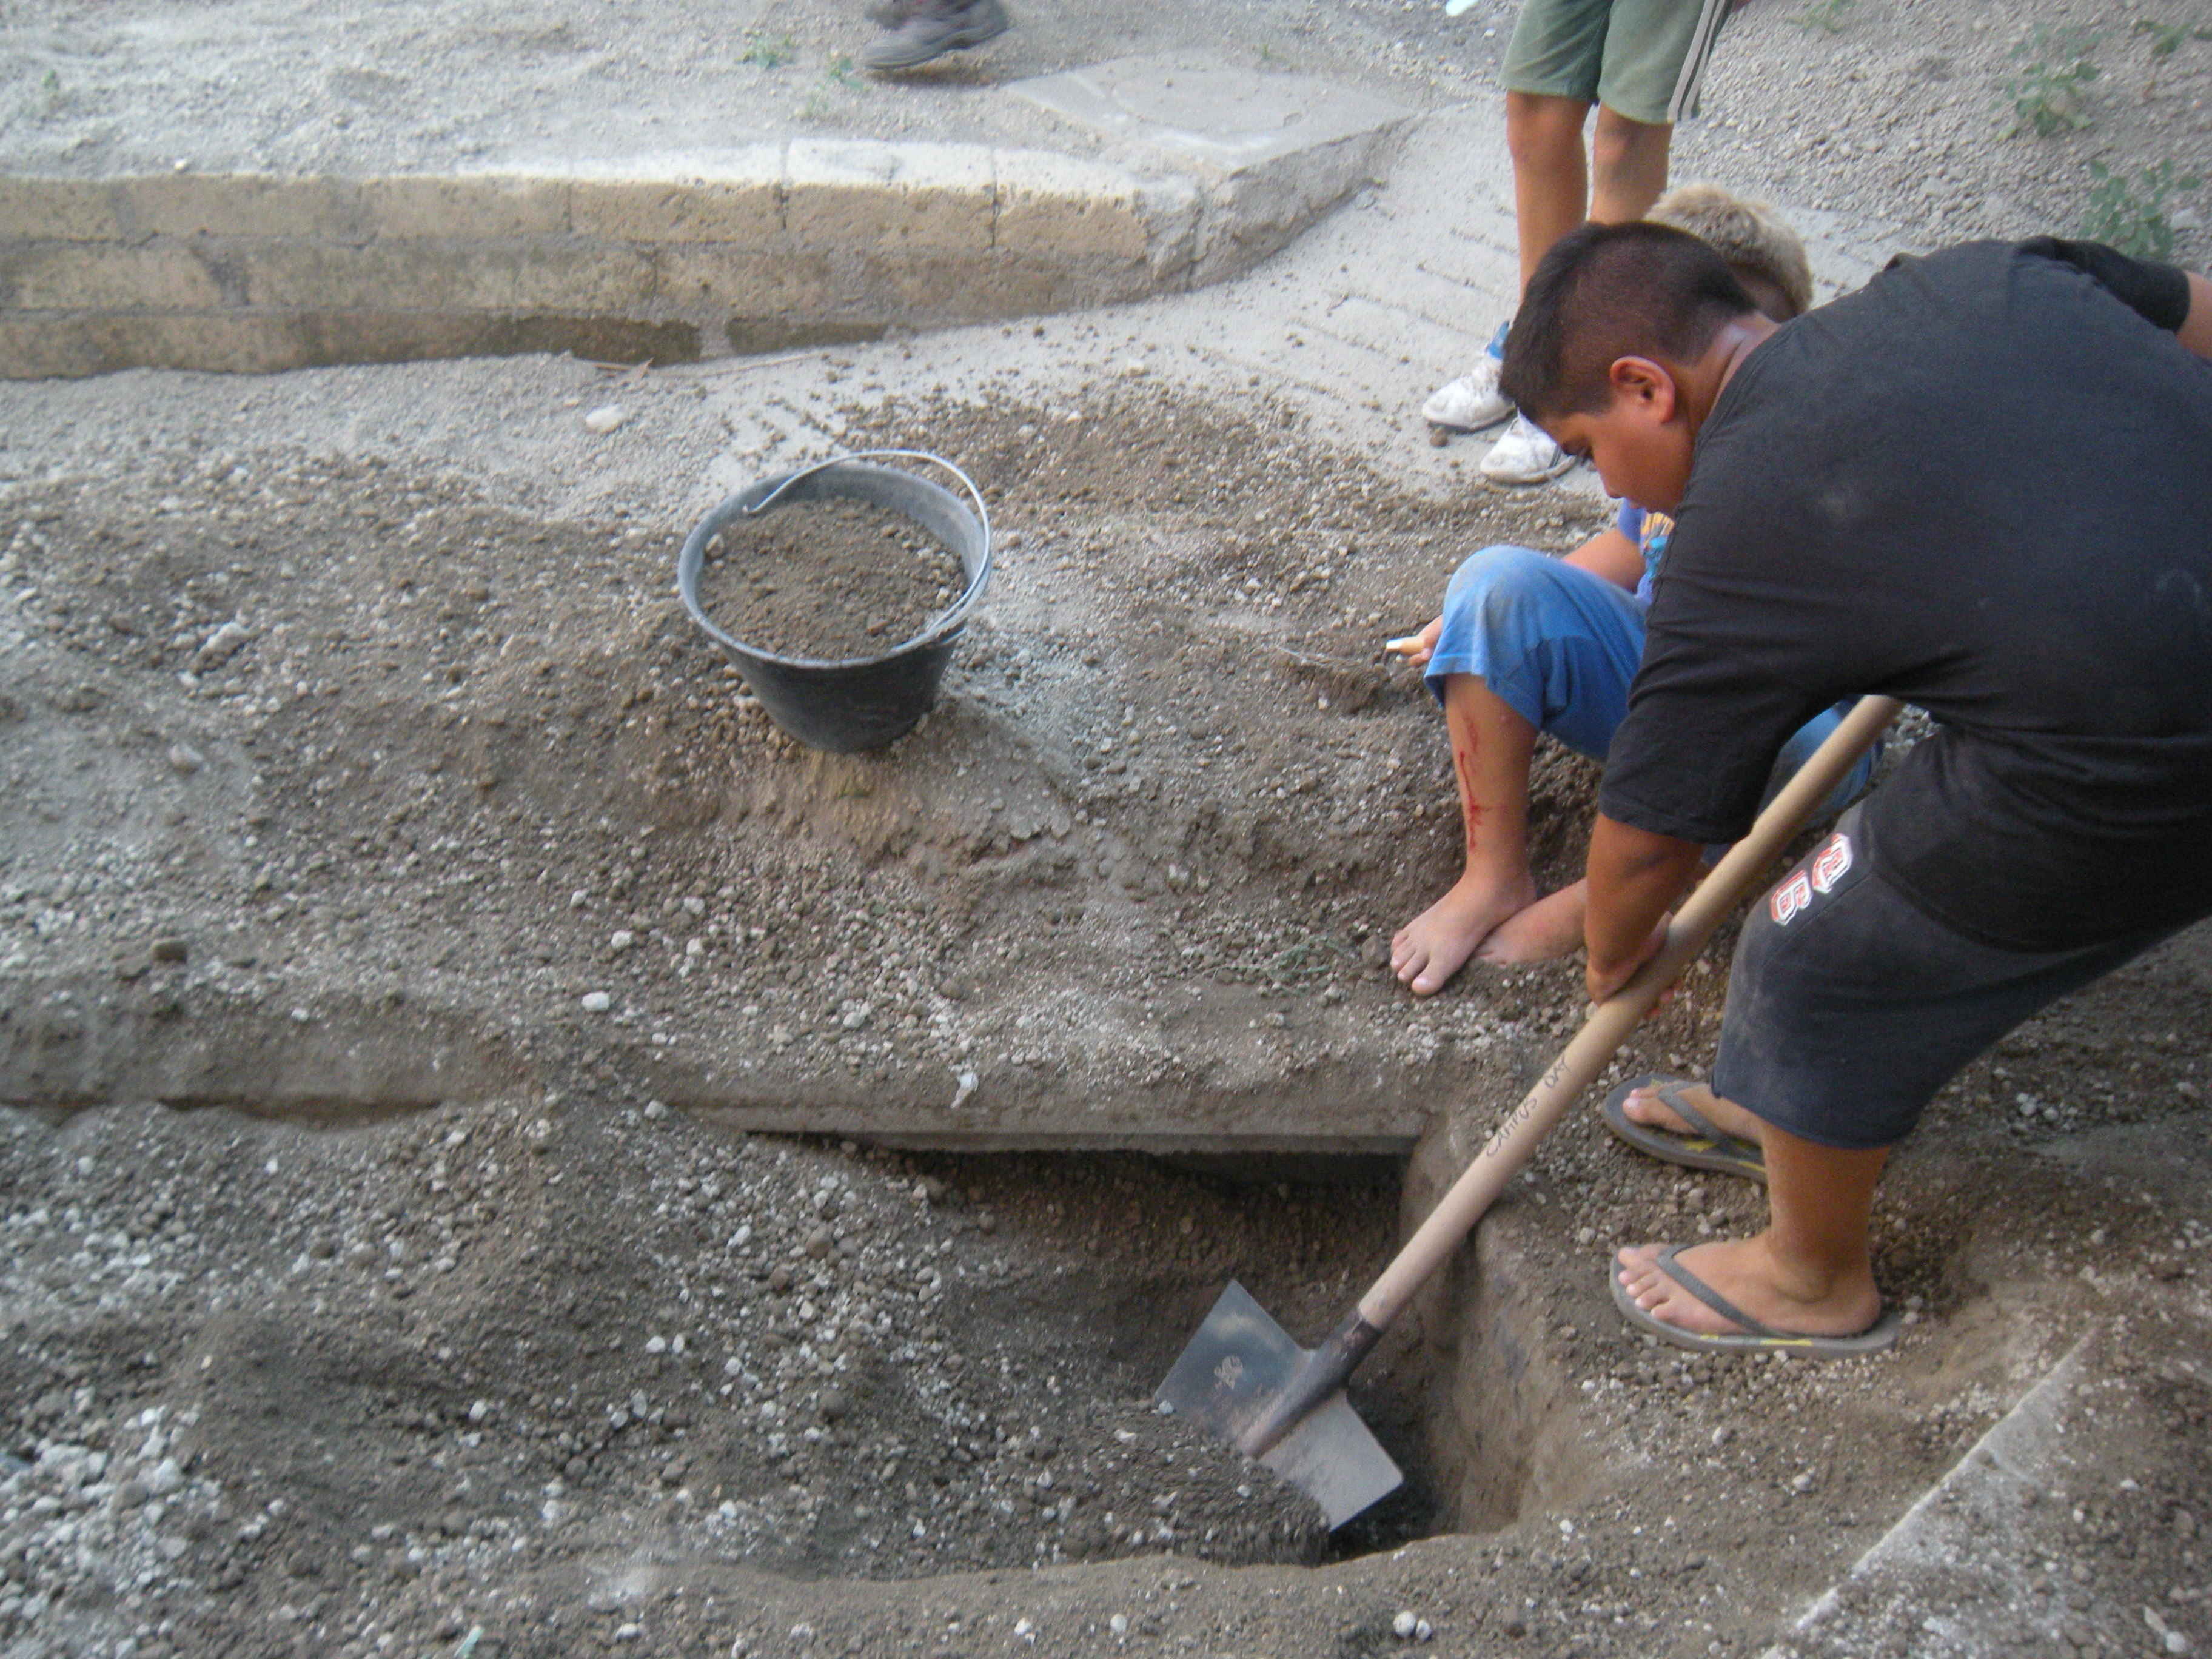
top-left (1494, 221), bottom-right (2212, 1357)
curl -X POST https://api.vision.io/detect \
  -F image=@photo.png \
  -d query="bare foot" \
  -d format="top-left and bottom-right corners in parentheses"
top-left (1620, 1080), bottom-right (1766, 1148)
top-left (1390, 870), bottom-right (1537, 996)
top-left (1614, 1237), bottom-right (1882, 1340)
top-left (1474, 879), bottom-right (1587, 963)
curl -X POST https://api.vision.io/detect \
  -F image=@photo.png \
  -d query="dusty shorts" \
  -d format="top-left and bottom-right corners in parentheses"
top-left (1500, 0), bottom-right (1717, 126)
top-left (1711, 806), bottom-right (2188, 1151)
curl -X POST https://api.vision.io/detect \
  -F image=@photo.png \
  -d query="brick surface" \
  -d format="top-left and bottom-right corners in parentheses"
top-left (566, 166), bottom-right (784, 244)
top-left (236, 240), bottom-right (658, 313)
top-left (357, 176), bottom-right (569, 241)
top-left (1, 242), bottom-right (224, 312)
top-left (785, 141), bottom-right (996, 255)
top-left (0, 179), bottom-right (123, 241)
top-left (116, 175), bottom-right (359, 240)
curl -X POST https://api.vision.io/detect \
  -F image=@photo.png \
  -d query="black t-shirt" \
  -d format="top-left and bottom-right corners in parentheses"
top-left (1599, 238), bottom-right (2212, 951)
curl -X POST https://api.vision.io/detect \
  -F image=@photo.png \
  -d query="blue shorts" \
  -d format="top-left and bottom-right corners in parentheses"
top-left (1423, 544), bottom-right (1874, 818)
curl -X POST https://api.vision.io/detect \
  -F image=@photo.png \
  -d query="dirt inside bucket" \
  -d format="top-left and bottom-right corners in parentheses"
top-left (695, 496), bottom-right (967, 662)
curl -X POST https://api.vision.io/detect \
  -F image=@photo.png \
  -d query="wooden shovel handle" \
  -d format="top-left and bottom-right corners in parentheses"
top-left (1355, 694), bottom-right (1901, 1330)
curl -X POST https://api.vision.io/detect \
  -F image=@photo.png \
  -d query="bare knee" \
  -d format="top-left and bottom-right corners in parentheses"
top-left (1588, 108), bottom-right (1671, 221)
top-left (1506, 91), bottom-right (1590, 171)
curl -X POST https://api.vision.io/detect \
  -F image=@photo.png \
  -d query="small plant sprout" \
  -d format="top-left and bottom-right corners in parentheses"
top-left (2081, 158), bottom-right (2202, 262)
top-left (738, 31), bottom-right (796, 69)
top-left (2133, 16), bottom-right (2212, 101)
top-left (1793, 0), bottom-right (1858, 36)
top-left (2002, 24), bottom-right (2103, 136)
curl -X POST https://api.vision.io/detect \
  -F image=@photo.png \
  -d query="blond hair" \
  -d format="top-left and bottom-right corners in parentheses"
top-left (1647, 183), bottom-right (1815, 320)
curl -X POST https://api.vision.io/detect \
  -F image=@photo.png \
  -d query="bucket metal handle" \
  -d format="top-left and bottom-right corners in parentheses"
top-left (742, 448), bottom-right (991, 556)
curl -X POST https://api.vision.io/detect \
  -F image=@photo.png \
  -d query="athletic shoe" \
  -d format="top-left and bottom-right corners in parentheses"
top-left (859, 0), bottom-right (1011, 71)
top-left (1479, 414), bottom-right (1575, 486)
top-left (1420, 318), bottom-right (1514, 434)
top-left (1421, 353), bottom-right (1513, 434)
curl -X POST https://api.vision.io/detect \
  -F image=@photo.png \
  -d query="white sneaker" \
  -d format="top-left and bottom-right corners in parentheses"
top-left (1478, 414), bottom-right (1575, 486)
top-left (1421, 352), bottom-right (1513, 434)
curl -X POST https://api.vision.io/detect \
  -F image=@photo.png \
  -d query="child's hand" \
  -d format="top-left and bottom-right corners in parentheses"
top-left (1383, 617), bottom-right (1443, 668)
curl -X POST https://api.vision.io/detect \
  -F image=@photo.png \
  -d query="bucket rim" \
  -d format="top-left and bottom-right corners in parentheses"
top-left (676, 449), bottom-right (991, 672)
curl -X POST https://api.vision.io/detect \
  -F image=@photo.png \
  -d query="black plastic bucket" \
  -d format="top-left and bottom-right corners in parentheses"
top-left (677, 450), bottom-right (991, 753)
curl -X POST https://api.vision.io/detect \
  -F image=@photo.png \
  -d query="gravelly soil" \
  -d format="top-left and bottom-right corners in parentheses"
top-left (1, 375), bottom-right (2208, 1659)
top-left (1, 0), bottom-right (2210, 1647)
top-left (695, 497), bottom-right (968, 663)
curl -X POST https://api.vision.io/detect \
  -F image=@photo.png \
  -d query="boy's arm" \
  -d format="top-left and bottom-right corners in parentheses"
top-left (2180, 272), bottom-right (2212, 358)
top-left (1584, 813), bottom-right (1704, 1004)
top-left (1564, 526), bottom-right (1646, 591)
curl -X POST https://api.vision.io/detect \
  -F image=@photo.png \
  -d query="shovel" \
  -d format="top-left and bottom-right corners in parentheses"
top-left (1156, 695), bottom-right (1901, 1527)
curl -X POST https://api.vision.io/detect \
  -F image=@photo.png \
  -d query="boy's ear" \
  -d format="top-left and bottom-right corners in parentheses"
top-left (1606, 355), bottom-right (1678, 420)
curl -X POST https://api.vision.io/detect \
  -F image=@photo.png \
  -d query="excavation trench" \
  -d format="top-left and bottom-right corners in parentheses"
top-left (0, 1087), bottom-right (1591, 1608)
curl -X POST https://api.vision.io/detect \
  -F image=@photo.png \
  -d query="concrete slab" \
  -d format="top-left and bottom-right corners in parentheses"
top-left (1008, 55), bottom-right (1413, 174)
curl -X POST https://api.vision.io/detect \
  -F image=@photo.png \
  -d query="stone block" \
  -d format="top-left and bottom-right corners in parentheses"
top-left (566, 160), bottom-right (783, 243)
top-left (992, 152), bottom-right (1155, 264)
top-left (237, 240), bottom-right (656, 313)
top-left (0, 242), bottom-right (224, 311)
top-left (0, 179), bottom-right (123, 241)
top-left (357, 176), bottom-right (569, 240)
top-left (114, 175), bottom-right (359, 240)
top-left (657, 246), bottom-right (834, 318)
top-left (785, 139), bottom-right (994, 254)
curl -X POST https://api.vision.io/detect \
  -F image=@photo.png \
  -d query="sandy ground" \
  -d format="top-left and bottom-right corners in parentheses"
top-left (1, 0), bottom-right (2210, 1655)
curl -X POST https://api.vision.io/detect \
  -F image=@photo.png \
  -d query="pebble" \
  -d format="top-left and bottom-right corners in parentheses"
top-left (191, 619), bottom-right (252, 670)
top-left (580, 991), bottom-right (612, 1013)
top-left (583, 405), bottom-right (628, 434)
top-left (166, 742), bottom-right (205, 774)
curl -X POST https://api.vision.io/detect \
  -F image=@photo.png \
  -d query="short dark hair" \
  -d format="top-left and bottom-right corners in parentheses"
top-left (1499, 221), bottom-right (1759, 420)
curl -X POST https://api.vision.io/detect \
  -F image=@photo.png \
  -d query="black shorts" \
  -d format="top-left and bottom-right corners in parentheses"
top-left (1709, 806), bottom-right (2187, 1151)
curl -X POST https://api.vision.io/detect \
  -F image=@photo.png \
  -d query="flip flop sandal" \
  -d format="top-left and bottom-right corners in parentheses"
top-left (1601, 1075), bottom-right (1766, 1184)
top-left (1610, 1244), bottom-right (1902, 1359)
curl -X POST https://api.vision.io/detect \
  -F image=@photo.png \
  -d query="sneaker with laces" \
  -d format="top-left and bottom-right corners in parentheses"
top-left (859, 0), bottom-right (1011, 70)
top-left (1478, 414), bottom-right (1575, 486)
top-left (1421, 352), bottom-right (1513, 435)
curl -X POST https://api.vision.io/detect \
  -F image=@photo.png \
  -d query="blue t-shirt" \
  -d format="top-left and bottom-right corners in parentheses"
top-left (1615, 501), bottom-right (1672, 606)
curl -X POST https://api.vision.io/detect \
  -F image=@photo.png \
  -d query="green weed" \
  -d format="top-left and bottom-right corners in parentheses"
top-left (2133, 16), bottom-right (2212, 99)
top-left (826, 52), bottom-right (862, 88)
top-left (737, 30), bottom-right (796, 69)
top-left (2080, 158), bottom-right (2200, 261)
top-left (1792, 0), bottom-right (1858, 36)
top-left (2001, 24), bottom-right (2102, 136)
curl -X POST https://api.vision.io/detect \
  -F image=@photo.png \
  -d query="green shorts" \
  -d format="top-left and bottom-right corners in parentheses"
top-left (1500, 0), bottom-right (1718, 126)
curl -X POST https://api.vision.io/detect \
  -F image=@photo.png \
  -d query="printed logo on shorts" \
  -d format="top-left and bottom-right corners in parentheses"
top-left (1769, 872), bottom-right (1814, 925)
top-left (1810, 831), bottom-right (1853, 894)
top-left (1769, 831), bottom-right (1854, 925)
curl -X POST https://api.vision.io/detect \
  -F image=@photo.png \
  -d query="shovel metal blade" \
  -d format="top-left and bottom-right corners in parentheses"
top-left (1155, 1281), bottom-right (1403, 1530)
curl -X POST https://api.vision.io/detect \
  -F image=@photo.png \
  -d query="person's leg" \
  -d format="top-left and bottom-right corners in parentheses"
top-left (1393, 673), bottom-right (1542, 994)
top-left (1394, 546), bottom-right (1646, 991)
top-left (1504, 90), bottom-right (1596, 292)
top-left (1612, 815), bottom-right (2203, 1341)
top-left (1587, 105), bottom-right (1671, 224)
top-left (1616, 1133), bottom-right (1888, 1339)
